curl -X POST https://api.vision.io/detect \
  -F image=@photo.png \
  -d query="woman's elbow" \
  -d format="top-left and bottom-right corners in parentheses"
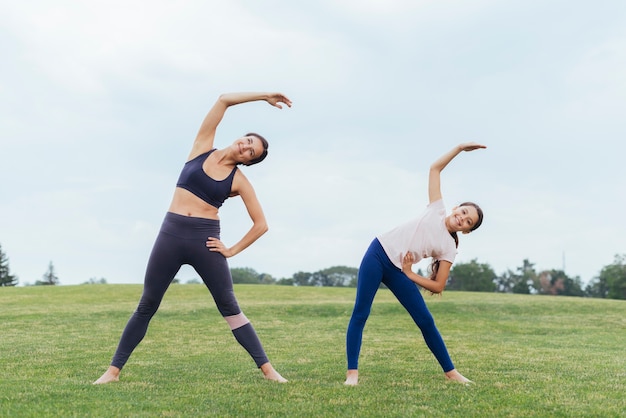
top-left (429, 165), bottom-right (441, 174)
top-left (255, 221), bottom-right (269, 235)
top-left (217, 94), bottom-right (235, 107)
top-left (430, 278), bottom-right (447, 294)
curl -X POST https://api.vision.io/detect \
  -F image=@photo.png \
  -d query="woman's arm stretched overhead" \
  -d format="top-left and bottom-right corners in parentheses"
top-left (189, 92), bottom-right (292, 160)
top-left (428, 142), bottom-right (486, 204)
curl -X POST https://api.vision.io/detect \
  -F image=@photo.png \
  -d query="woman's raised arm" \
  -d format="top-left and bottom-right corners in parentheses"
top-left (428, 142), bottom-right (486, 204)
top-left (189, 92), bottom-right (292, 159)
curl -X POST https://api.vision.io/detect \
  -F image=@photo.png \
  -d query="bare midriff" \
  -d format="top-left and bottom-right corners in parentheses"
top-left (168, 187), bottom-right (220, 220)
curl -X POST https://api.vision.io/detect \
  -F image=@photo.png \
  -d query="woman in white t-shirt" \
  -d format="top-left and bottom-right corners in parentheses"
top-left (344, 142), bottom-right (486, 386)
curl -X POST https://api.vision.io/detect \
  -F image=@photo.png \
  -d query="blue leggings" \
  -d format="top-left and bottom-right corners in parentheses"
top-left (110, 212), bottom-right (269, 369)
top-left (346, 238), bottom-right (454, 372)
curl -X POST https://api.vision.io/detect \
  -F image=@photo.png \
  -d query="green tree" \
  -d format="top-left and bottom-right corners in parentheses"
top-left (276, 277), bottom-right (294, 286)
top-left (536, 269), bottom-right (584, 297)
top-left (494, 269), bottom-right (515, 293)
top-left (447, 259), bottom-right (496, 292)
top-left (35, 261), bottom-right (59, 286)
top-left (511, 259), bottom-right (538, 294)
top-left (589, 254), bottom-right (626, 300)
top-left (0, 244), bottom-right (19, 287)
top-left (230, 267), bottom-right (261, 284)
top-left (292, 271), bottom-right (313, 286)
top-left (82, 277), bottom-right (108, 285)
top-left (310, 266), bottom-right (358, 287)
top-left (258, 273), bottom-right (275, 285)
top-left (285, 266), bottom-right (359, 287)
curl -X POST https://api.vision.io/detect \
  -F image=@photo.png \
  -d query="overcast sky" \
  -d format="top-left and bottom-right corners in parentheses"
top-left (1, 0), bottom-right (625, 286)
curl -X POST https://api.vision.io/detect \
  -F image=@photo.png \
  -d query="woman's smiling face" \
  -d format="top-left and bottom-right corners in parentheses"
top-left (232, 135), bottom-right (264, 164)
top-left (445, 205), bottom-right (480, 234)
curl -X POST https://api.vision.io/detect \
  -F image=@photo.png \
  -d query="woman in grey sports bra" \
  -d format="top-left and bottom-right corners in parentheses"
top-left (94, 92), bottom-right (292, 385)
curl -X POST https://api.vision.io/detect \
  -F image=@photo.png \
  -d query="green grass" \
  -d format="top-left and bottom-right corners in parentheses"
top-left (1, 285), bottom-right (624, 417)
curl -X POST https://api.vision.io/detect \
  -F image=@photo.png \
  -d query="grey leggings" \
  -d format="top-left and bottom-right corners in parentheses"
top-left (110, 212), bottom-right (269, 369)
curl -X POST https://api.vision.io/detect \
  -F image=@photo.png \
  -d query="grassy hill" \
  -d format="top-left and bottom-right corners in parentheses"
top-left (1, 284), bottom-right (624, 417)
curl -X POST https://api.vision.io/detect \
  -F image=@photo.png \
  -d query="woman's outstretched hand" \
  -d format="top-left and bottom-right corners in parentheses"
top-left (265, 93), bottom-right (292, 109)
top-left (458, 142), bottom-right (487, 152)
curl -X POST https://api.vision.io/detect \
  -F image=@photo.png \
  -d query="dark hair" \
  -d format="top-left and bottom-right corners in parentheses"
top-left (243, 132), bottom-right (269, 166)
top-left (428, 201), bottom-right (484, 284)
top-left (428, 236), bottom-right (458, 284)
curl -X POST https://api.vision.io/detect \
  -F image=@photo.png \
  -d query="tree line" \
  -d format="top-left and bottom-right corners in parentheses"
top-left (1, 243), bottom-right (624, 300)
top-left (228, 256), bottom-right (626, 300)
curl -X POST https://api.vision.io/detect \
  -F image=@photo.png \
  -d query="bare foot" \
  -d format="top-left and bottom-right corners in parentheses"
top-left (344, 369), bottom-right (359, 386)
top-left (260, 363), bottom-right (288, 383)
top-left (93, 366), bottom-right (121, 385)
top-left (445, 369), bottom-right (474, 385)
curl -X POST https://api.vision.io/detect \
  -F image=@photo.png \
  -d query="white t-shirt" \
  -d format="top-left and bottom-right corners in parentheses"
top-left (377, 199), bottom-right (457, 269)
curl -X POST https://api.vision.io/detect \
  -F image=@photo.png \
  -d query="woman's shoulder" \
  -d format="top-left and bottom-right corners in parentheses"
top-left (427, 198), bottom-right (445, 209)
top-left (231, 167), bottom-right (250, 188)
top-left (186, 147), bottom-right (216, 162)
top-left (425, 199), bottom-right (447, 217)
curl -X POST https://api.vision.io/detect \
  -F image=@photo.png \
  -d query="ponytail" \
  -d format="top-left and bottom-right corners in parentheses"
top-left (427, 231), bottom-right (459, 294)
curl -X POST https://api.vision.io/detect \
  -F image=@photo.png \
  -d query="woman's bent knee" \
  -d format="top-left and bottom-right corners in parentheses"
top-left (224, 312), bottom-right (249, 330)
